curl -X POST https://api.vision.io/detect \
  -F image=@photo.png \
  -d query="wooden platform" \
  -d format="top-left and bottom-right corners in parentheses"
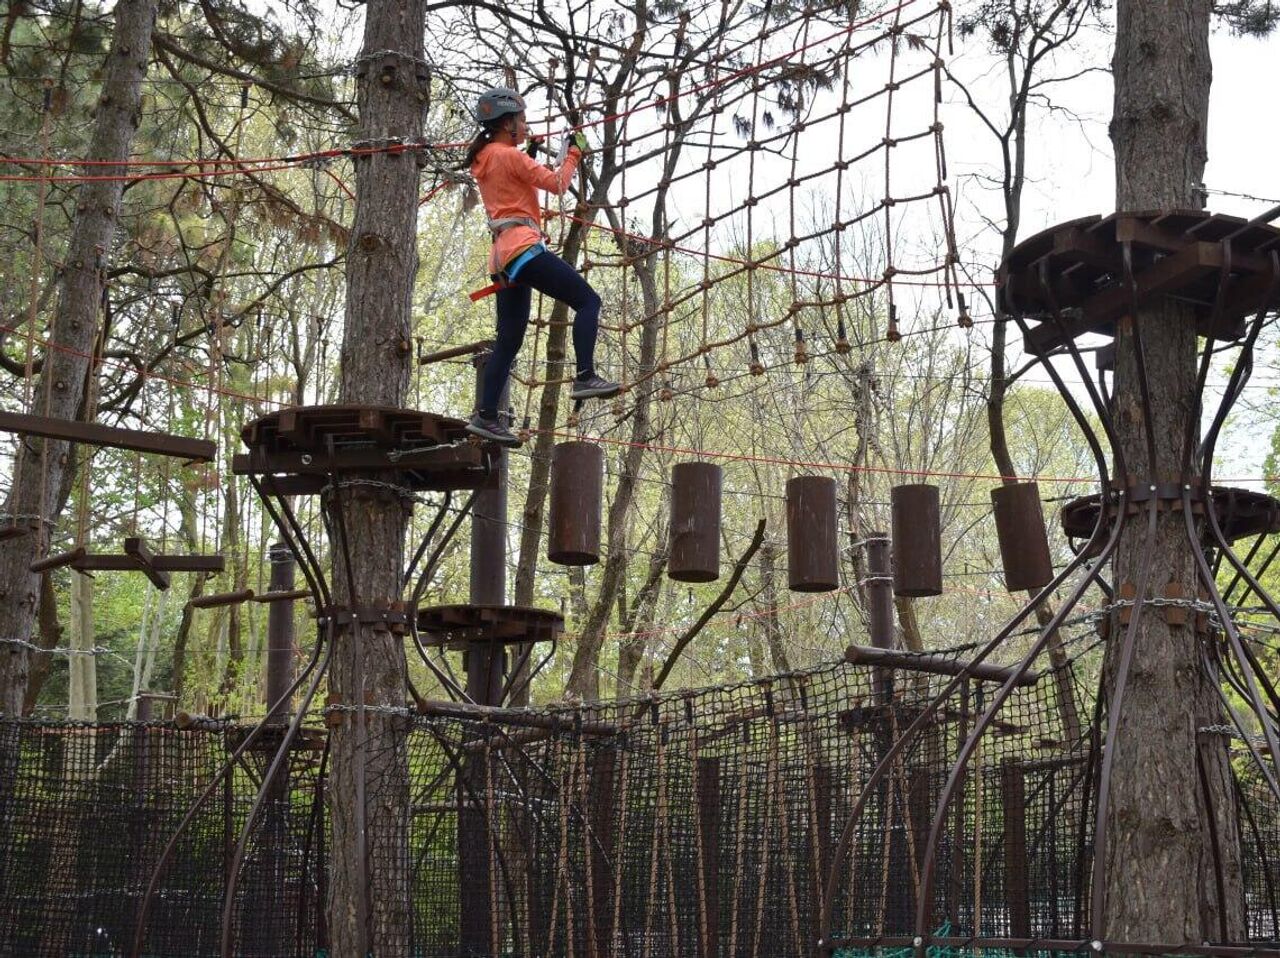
top-left (1060, 485), bottom-right (1280, 546)
top-left (0, 410), bottom-right (215, 462)
top-left (416, 604), bottom-right (564, 649)
top-left (233, 404), bottom-right (495, 493)
top-left (998, 209), bottom-right (1280, 353)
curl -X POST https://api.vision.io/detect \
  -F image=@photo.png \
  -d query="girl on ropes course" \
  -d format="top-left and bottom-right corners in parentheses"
top-left (463, 86), bottom-right (620, 447)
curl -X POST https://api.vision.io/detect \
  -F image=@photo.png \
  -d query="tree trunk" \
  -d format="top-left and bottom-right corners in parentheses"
top-left (68, 571), bottom-right (96, 721)
top-left (22, 573), bottom-right (62, 714)
top-left (325, 2), bottom-right (425, 953)
top-left (616, 533), bottom-right (668, 696)
top-left (0, 0), bottom-right (158, 716)
top-left (171, 571), bottom-right (206, 705)
top-left (759, 539), bottom-right (792, 673)
top-left (513, 228), bottom-right (587, 610)
top-left (565, 259), bottom-right (663, 700)
top-left (893, 596), bottom-right (923, 653)
top-left (219, 474), bottom-right (243, 695)
top-left (1103, 0), bottom-right (1243, 940)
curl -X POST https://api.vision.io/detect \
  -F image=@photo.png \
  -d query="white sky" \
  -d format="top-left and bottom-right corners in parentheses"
top-left (336, 2), bottom-right (1280, 483)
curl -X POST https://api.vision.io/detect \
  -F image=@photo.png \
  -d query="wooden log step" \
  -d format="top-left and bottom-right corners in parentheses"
top-left (0, 411), bottom-right (215, 462)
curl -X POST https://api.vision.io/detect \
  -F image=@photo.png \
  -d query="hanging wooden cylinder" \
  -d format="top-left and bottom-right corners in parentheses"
top-left (786, 475), bottom-right (839, 592)
top-left (891, 483), bottom-right (942, 597)
top-left (668, 462), bottom-right (722, 583)
top-left (991, 481), bottom-right (1053, 592)
top-left (548, 441), bottom-right (602, 566)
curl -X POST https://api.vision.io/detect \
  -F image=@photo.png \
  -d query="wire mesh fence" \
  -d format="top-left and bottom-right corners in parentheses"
top-left (0, 653), bottom-right (1276, 957)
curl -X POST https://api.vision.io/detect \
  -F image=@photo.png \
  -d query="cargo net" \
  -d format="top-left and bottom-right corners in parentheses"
top-left (0, 654), bottom-right (1277, 957)
top-left (424, 0), bottom-right (961, 418)
top-left (0, 719), bottom-right (330, 958)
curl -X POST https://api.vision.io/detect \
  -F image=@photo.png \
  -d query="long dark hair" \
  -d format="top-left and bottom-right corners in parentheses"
top-left (462, 118), bottom-right (510, 169)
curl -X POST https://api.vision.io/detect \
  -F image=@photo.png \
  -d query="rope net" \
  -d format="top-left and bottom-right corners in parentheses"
top-left (1, 654), bottom-right (1276, 957)
top-left (434, 0), bottom-right (963, 400)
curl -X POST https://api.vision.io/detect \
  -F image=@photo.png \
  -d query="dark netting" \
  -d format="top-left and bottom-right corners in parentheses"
top-left (0, 653), bottom-right (1276, 957)
top-left (0, 719), bottom-right (329, 958)
top-left (390, 654), bottom-right (1280, 957)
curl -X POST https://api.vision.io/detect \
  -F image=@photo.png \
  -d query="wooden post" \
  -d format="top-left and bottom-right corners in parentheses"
top-left (458, 354), bottom-right (510, 957)
top-left (695, 756), bottom-right (721, 958)
top-left (588, 748), bottom-right (618, 958)
top-left (908, 766), bottom-right (932, 924)
top-left (812, 763), bottom-right (832, 951)
top-left (867, 534), bottom-right (895, 703)
top-left (786, 476), bottom-right (839, 592)
top-left (265, 543), bottom-right (296, 722)
top-left (1001, 759), bottom-right (1031, 939)
top-left (890, 484), bottom-right (942, 597)
top-left (260, 543), bottom-right (296, 954)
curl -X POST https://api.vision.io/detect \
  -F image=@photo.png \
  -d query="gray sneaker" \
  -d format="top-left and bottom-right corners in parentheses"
top-left (465, 412), bottom-right (522, 447)
top-left (570, 373), bottom-right (621, 401)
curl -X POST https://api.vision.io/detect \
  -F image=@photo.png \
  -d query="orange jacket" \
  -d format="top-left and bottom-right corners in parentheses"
top-left (471, 141), bottom-right (582, 275)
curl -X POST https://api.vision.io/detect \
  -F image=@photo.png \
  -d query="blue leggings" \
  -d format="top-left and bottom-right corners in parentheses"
top-left (479, 250), bottom-right (601, 416)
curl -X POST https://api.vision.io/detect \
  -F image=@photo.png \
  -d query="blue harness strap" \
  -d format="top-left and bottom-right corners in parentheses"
top-left (470, 243), bottom-right (549, 302)
top-left (501, 242), bottom-right (547, 282)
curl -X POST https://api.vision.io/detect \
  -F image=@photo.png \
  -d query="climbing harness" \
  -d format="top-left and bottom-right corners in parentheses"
top-left (469, 217), bottom-right (548, 301)
top-left (487, 215), bottom-right (539, 238)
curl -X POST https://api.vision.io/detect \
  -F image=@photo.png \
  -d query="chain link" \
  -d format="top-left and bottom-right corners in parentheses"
top-left (323, 703), bottom-right (416, 718)
top-left (1199, 723), bottom-right (1280, 748)
top-left (0, 635), bottom-right (113, 657)
top-left (319, 477), bottom-right (425, 503)
top-left (0, 513), bottom-right (54, 525)
top-left (849, 536), bottom-right (890, 549)
top-left (0, 714), bottom-right (236, 729)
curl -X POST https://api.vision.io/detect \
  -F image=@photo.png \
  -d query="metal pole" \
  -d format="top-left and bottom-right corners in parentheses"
top-left (266, 542), bottom-right (297, 722)
top-left (868, 530), bottom-right (908, 928)
top-left (467, 349), bottom-right (509, 707)
top-left (461, 349), bottom-right (508, 956)
top-left (262, 542), bottom-right (297, 953)
top-left (868, 534), bottom-right (895, 648)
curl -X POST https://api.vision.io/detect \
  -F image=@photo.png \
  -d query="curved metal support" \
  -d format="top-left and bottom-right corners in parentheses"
top-left (1191, 486), bottom-right (1280, 800)
top-left (421, 721), bottom-right (528, 957)
top-left (1181, 316), bottom-right (1221, 481)
top-left (913, 495), bottom-right (1133, 941)
top-left (819, 499), bottom-right (1115, 945)
top-left (218, 626), bottom-right (335, 956)
top-left (1199, 308), bottom-right (1268, 472)
top-left (411, 488), bottom-right (479, 610)
top-left (1085, 290), bottom-right (1167, 938)
top-left (1035, 269), bottom-right (1126, 478)
top-left (130, 623), bottom-right (332, 957)
top-left (500, 636), bottom-right (559, 705)
top-left (1022, 276), bottom-right (1121, 485)
top-left (404, 490), bottom-right (452, 590)
top-left (1208, 648), bottom-right (1280, 800)
top-left (250, 475), bottom-right (331, 609)
top-left (1221, 531), bottom-right (1270, 606)
top-left (408, 624), bottom-right (472, 703)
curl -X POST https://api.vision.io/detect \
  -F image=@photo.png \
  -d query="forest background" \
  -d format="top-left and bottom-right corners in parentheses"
top-left (1, 0), bottom-right (1278, 721)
